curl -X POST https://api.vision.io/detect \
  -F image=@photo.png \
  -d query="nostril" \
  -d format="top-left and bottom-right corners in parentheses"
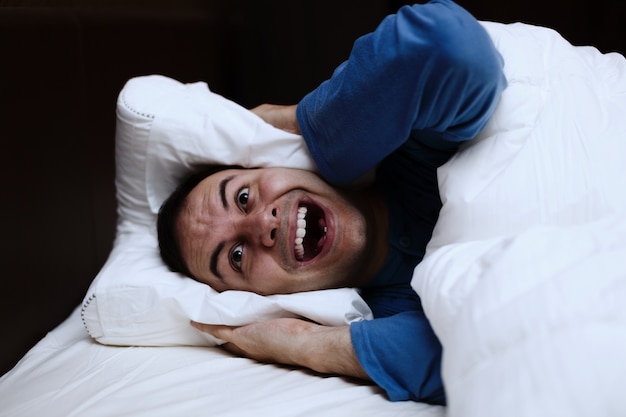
top-left (270, 229), bottom-right (276, 240)
top-left (271, 208), bottom-right (277, 217)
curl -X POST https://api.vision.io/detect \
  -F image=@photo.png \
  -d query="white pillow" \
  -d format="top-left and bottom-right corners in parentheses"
top-left (81, 75), bottom-right (372, 347)
top-left (412, 22), bottom-right (626, 417)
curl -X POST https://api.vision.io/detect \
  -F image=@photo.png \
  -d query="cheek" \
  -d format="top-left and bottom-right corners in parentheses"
top-left (247, 256), bottom-right (288, 293)
top-left (262, 170), bottom-right (327, 196)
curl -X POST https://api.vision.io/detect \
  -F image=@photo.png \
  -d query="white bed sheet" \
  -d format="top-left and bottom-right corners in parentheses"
top-left (0, 307), bottom-right (443, 417)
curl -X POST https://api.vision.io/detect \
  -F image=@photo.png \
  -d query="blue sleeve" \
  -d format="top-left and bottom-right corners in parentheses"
top-left (350, 311), bottom-right (445, 404)
top-left (296, 0), bottom-right (507, 185)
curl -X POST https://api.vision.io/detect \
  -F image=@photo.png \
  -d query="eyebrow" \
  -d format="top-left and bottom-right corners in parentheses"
top-left (210, 241), bottom-right (225, 281)
top-left (210, 175), bottom-right (235, 281)
top-left (219, 176), bottom-right (235, 209)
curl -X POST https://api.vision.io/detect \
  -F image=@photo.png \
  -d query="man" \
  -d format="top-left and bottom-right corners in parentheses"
top-left (158, 0), bottom-right (506, 404)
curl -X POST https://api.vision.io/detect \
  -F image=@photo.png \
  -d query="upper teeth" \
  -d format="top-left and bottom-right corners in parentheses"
top-left (295, 206), bottom-right (307, 260)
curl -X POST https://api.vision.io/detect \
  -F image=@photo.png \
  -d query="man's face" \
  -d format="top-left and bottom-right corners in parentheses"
top-left (176, 167), bottom-right (382, 295)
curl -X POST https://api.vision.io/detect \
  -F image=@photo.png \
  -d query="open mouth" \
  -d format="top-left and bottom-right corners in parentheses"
top-left (294, 202), bottom-right (328, 262)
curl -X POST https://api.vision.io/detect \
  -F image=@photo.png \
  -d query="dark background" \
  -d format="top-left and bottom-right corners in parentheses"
top-left (1, 0), bottom-right (624, 376)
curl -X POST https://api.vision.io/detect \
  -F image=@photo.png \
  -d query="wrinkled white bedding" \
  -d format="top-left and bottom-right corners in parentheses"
top-left (413, 22), bottom-right (626, 417)
top-left (0, 308), bottom-right (442, 417)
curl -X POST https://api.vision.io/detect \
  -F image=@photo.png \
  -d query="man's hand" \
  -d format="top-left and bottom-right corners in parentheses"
top-left (250, 104), bottom-right (300, 135)
top-left (191, 318), bottom-right (370, 381)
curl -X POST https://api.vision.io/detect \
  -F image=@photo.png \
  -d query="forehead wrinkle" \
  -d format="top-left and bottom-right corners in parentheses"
top-left (177, 187), bottom-right (212, 280)
top-left (176, 196), bottom-right (199, 259)
top-left (181, 178), bottom-right (229, 284)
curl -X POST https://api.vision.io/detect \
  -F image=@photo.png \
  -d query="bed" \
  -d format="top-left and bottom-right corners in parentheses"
top-left (2, 20), bottom-right (625, 417)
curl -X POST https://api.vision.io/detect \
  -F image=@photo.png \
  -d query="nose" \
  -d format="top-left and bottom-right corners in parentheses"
top-left (241, 206), bottom-right (279, 248)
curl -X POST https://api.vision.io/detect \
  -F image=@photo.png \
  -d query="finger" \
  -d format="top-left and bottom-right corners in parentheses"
top-left (190, 321), bottom-right (235, 341)
top-left (190, 325), bottom-right (248, 359)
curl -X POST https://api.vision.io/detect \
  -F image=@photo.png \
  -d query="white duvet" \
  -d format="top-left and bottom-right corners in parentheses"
top-left (412, 22), bottom-right (626, 417)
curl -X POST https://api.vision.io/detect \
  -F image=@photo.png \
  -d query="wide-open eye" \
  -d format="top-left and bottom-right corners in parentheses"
top-left (236, 187), bottom-right (249, 210)
top-left (230, 243), bottom-right (244, 271)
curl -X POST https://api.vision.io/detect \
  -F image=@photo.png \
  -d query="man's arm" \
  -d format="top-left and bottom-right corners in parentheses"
top-left (252, 1), bottom-right (506, 187)
top-left (191, 310), bottom-right (445, 404)
top-left (191, 319), bottom-right (369, 380)
top-left (297, 0), bottom-right (506, 185)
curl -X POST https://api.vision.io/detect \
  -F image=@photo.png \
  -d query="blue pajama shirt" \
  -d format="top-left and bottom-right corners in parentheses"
top-left (296, 0), bottom-right (506, 404)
